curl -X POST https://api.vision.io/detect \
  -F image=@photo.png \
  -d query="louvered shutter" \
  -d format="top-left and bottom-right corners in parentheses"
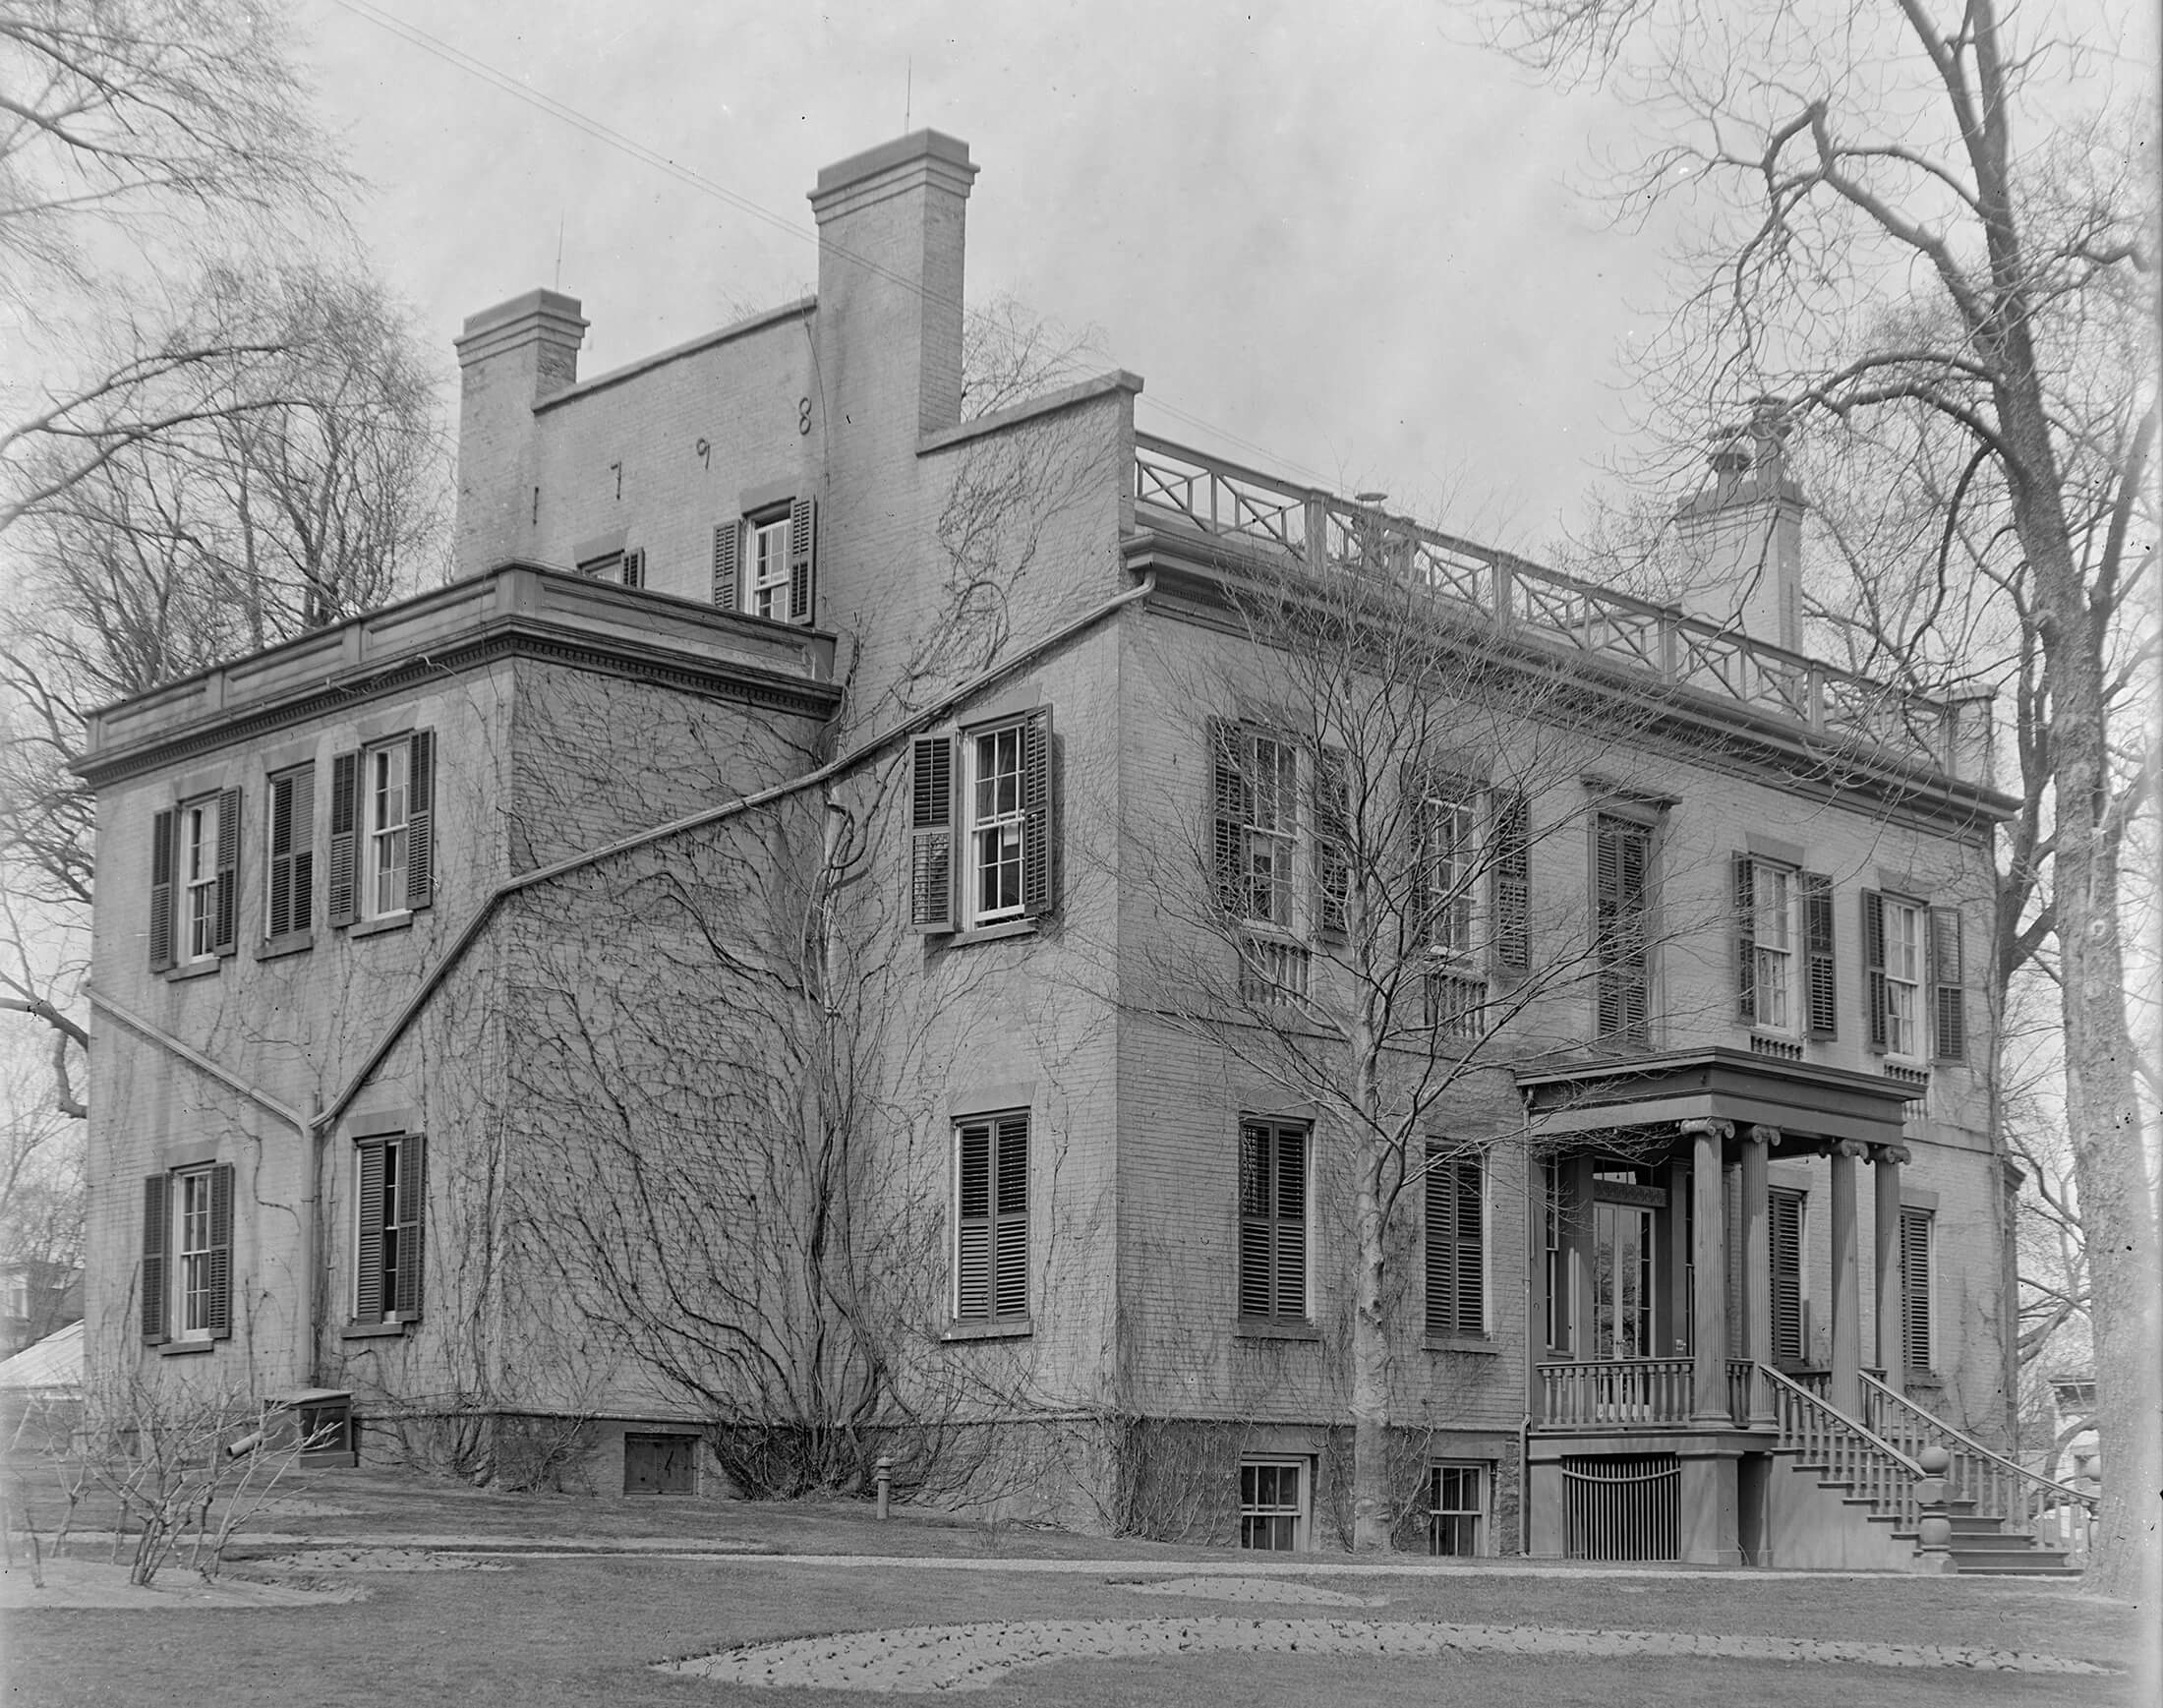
top-left (1019, 707), bottom-right (1056, 919)
top-left (1725, 1163), bottom-right (1743, 1349)
top-left (955, 1121), bottom-right (991, 1319)
top-left (908, 735), bottom-right (956, 932)
top-left (1210, 721), bottom-right (1246, 918)
top-left (1595, 816), bottom-right (1650, 1042)
top-left (1491, 790), bottom-right (1530, 973)
top-left (1929, 907), bottom-right (1965, 1062)
top-left (1454, 1157), bottom-right (1484, 1334)
top-left (1272, 1126), bottom-right (1308, 1321)
top-left (405, 730), bottom-right (436, 913)
top-left (1315, 745), bottom-right (1350, 942)
top-left (210, 787), bottom-right (242, 956)
top-left (620, 548), bottom-right (645, 589)
top-left (1860, 890), bottom-right (1888, 1051)
top-left (1425, 1149), bottom-right (1485, 1337)
top-left (393, 1136), bottom-right (426, 1318)
top-left (1404, 765), bottom-right (1437, 949)
top-left (1770, 1190), bottom-right (1805, 1365)
top-left (327, 751), bottom-right (361, 927)
top-left (206, 1162), bottom-right (234, 1338)
top-left (1801, 872), bottom-right (1837, 1038)
top-left (1237, 1123), bottom-right (1273, 1319)
top-left (787, 496), bottom-right (816, 624)
top-left (1900, 1207), bottom-right (1932, 1373)
top-left (141, 1173), bottom-right (169, 1343)
top-left (1732, 854), bottom-right (1757, 1023)
top-left (712, 519), bottom-right (741, 610)
top-left (354, 1142), bottom-right (386, 1323)
top-left (993, 1114), bottom-right (1028, 1320)
top-left (148, 809), bottom-right (177, 972)
top-left (267, 768), bottom-right (315, 939)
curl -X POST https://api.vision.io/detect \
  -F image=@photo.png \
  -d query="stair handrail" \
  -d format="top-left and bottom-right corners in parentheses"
top-left (1861, 1373), bottom-right (2099, 1520)
top-left (1758, 1363), bottom-right (1926, 1531)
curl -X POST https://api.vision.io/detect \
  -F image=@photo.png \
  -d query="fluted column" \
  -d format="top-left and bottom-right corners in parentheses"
top-left (1874, 1143), bottom-right (1911, 1396)
top-left (1829, 1140), bottom-right (1867, 1416)
top-left (1681, 1118), bottom-right (1733, 1423)
top-left (1742, 1126), bottom-right (1777, 1423)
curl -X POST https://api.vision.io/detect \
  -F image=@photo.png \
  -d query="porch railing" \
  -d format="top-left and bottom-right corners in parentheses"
top-left (1858, 1373), bottom-right (2098, 1540)
top-left (1760, 1364), bottom-right (1923, 1533)
top-left (1539, 1358), bottom-right (1696, 1427)
top-left (1131, 433), bottom-right (1969, 780)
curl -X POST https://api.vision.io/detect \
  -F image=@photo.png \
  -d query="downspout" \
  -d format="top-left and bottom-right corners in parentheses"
top-left (1519, 1090), bottom-right (1536, 1559)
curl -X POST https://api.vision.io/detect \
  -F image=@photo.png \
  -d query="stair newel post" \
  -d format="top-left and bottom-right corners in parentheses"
top-left (1914, 1444), bottom-right (1955, 1572)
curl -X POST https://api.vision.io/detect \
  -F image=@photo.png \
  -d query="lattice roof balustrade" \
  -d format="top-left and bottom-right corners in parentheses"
top-left (1132, 434), bottom-right (1968, 780)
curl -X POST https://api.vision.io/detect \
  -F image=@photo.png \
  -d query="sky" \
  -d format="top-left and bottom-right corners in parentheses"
top-left (297, 0), bottom-right (1676, 555)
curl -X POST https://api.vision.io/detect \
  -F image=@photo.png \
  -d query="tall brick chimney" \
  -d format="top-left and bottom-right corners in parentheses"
top-left (1672, 399), bottom-right (1806, 653)
top-left (452, 289), bottom-right (589, 578)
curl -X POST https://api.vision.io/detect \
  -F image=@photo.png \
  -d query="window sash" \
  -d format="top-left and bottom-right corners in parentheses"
top-left (749, 517), bottom-right (790, 618)
top-left (1423, 794), bottom-right (1480, 957)
top-left (1239, 1459), bottom-right (1305, 1551)
top-left (368, 743), bottom-right (410, 918)
top-left (1429, 1463), bottom-right (1485, 1557)
top-left (969, 728), bottom-right (1026, 922)
top-left (184, 800), bottom-right (218, 961)
top-left (176, 1170), bottom-right (214, 1338)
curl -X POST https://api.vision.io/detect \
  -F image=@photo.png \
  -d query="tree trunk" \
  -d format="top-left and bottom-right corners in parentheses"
top-left (1350, 1157), bottom-right (1391, 1552)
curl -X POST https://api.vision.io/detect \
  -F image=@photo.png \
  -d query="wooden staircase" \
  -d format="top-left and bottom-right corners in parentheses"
top-left (1759, 1365), bottom-right (2092, 1575)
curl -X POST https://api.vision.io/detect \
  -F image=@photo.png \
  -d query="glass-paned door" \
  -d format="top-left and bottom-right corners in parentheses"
top-left (1593, 1201), bottom-right (1656, 1360)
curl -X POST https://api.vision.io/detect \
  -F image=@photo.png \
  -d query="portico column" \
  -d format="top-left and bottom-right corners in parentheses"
top-left (1829, 1140), bottom-right (1867, 1417)
top-left (1874, 1144), bottom-right (1910, 1396)
top-left (1681, 1118), bottom-right (1733, 1423)
top-left (1741, 1126), bottom-right (1776, 1423)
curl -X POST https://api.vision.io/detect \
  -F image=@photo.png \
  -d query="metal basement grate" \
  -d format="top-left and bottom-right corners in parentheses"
top-left (1561, 1452), bottom-right (1680, 1561)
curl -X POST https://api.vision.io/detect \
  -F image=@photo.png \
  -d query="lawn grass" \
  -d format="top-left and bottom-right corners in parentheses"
top-left (2, 1466), bottom-right (2143, 1707)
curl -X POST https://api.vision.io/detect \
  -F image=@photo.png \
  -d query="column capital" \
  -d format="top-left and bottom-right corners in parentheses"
top-left (1743, 1124), bottom-right (1779, 1147)
top-left (1833, 1139), bottom-right (1870, 1159)
top-left (1874, 1143), bottom-right (1913, 1165)
top-left (1678, 1118), bottom-right (1735, 1141)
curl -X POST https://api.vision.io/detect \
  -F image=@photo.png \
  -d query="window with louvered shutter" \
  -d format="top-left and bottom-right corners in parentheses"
top-left (1238, 1120), bottom-right (1309, 1324)
top-left (1593, 814), bottom-right (1652, 1044)
top-left (1424, 1148), bottom-right (1486, 1338)
top-left (1801, 872), bottom-right (1837, 1038)
top-left (354, 1136), bottom-right (426, 1325)
top-left (265, 766), bottom-right (315, 942)
top-left (1929, 907), bottom-right (1965, 1062)
top-left (354, 1142), bottom-right (387, 1323)
top-left (953, 1114), bottom-right (1028, 1323)
top-left (1770, 1189), bottom-right (1806, 1367)
top-left (1900, 1207), bottom-right (1932, 1374)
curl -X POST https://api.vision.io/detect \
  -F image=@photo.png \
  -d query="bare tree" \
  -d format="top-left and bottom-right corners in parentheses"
top-left (1487, 0), bottom-right (2159, 1607)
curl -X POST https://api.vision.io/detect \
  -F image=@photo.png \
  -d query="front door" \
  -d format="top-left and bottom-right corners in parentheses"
top-left (1593, 1201), bottom-right (1656, 1360)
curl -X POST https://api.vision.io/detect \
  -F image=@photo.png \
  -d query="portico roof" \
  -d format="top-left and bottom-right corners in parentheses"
top-left (1514, 1046), bottom-right (1921, 1149)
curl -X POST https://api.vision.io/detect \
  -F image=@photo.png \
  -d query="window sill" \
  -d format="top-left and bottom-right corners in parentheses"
top-left (937, 919), bottom-right (1039, 950)
top-left (255, 931), bottom-right (315, 962)
top-left (1423, 1334), bottom-right (1499, 1355)
top-left (1234, 1320), bottom-right (1318, 1343)
top-left (940, 1318), bottom-right (1032, 1342)
top-left (347, 913), bottom-right (413, 940)
top-left (163, 960), bottom-right (222, 983)
top-left (340, 1319), bottom-right (413, 1340)
top-left (155, 1339), bottom-right (216, 1357)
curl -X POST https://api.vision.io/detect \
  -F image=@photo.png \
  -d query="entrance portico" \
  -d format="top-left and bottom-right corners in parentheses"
top-left (1516, 1048), bottom-right (1923, 1564)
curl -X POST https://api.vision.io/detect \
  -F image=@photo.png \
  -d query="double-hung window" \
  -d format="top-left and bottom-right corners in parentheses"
top-left (1237, 1119), bottom-right (1308, 1325)
top-left (1862, 890), bottom-right (1966, 1063)
top-left (711, 498), bottom-right (817, 625)
top-left (139, 1163), bottom-right (233, 1346)
top-left (1214, 727), bottom-right (1301, 929)
top-left (908, 710), bottom-right (1056, 934)
top-left (953, 1113), bottom-right (1028, 1325)
top-left (1424, 1147), bottom-right (1486, 1339)
top-left (1415, 784), bottom-right (1479, 960)
top-left (328, 732), bottom-right (436, 927)
top-left (148, 789), bottom-right (241, 972)
top-left (1239, 1459), bottom-right (1307, 1551)
top-left (1429, 1463), bottom-right (1488, 1557)
top-left (352, 1135), bottom-right (425, 1326)
top-left (1735, 856), bottom-right (1836, 1039)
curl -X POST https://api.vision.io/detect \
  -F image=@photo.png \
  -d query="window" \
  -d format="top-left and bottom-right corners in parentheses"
top-left (954, 1114), bottom-right (1028, 1324)
top-left (1734, 857), bottom-right (1840, 1038)
top-left (575, 547), bottom-right (644, 588)
top-left (907, 711), bottom-right (1055, 933)
top-left (1238, 1120), bottom-right (1308, 1324)
top-left (1215, 727), bottom-right (1301, 929)
top-left (352, 1135), bottom-right (425, 1325)
top-left (1593, 814), bottom-right (1654, 1044)
top-left (328, 732), bottom-right (436, 927)
top-left (1900, 1207), bottom-right (1933, 1375)
top-left (1863, 891), bottom-right (1964, 1062)
top-left (1770, 1188), bottom-right (1806, 1367)
top-left (264, 765), bottom-right (315, 943)
top-left (148, 789), bottom-right (241, 971)
top-left (1238, 1459), bottom-right (1307, 1551)
top-left (1414, 782), bottom-right (1480, 959)
top-left (1424, 1147), bottom-right (1486, 1338)
top-left (1429, 1462), bottom-right (1488, 1557)
top-left (139, 1164), bottom-right (232, 1346)
top-left (711, 499), bottom-right (816, 624)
